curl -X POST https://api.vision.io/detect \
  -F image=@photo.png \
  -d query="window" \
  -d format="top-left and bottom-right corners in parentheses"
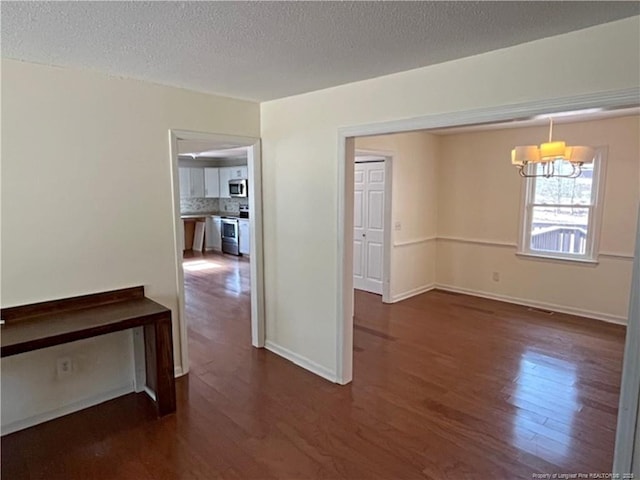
top-left (518, 148), bottom-right (606, 262)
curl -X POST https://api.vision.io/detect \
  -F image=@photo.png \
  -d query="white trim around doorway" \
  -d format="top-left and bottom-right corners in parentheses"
top-left (168, 130), bottom-right (266, 376)
top-left (613, 205), bottom-right (640, 475)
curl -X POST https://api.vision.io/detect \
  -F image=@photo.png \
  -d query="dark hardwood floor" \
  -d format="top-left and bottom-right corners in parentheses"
top-left (2, 251), bottom-right (626, 479)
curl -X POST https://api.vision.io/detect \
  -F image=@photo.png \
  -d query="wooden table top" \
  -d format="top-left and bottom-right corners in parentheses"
top-left (1, 296), bottom-right (170, 357)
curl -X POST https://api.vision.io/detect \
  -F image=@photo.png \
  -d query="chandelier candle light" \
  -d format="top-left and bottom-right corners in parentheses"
top-left (511, 118), bottom-right (595, 178)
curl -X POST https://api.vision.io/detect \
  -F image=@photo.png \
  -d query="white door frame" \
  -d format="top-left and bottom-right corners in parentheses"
top-left (169, 129), bottom-right (265, 376)
top-left (613, 204), bottom-right (640, 475)
top-left (354, 150), bottom-right (393, 304)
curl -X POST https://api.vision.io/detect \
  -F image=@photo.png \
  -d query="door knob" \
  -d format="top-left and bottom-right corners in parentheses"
top-left (362, 233), bottom-right (365, 237)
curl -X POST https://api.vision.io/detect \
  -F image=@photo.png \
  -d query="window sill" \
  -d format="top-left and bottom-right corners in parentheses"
top-left (515, 251), bottom-right (599, 266)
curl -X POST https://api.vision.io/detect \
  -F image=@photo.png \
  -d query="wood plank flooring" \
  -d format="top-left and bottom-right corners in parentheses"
top-left (1, 252), bottom-right (626, 479)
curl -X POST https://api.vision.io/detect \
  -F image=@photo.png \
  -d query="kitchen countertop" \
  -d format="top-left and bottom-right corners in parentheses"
top-left (180, 212), bottom-right (216, 219)
top-left (180, 212), bottom-right (243, 219)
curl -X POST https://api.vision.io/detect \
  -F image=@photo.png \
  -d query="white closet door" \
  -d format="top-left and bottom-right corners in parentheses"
top-left (353, 161), bottom-right (385, 295)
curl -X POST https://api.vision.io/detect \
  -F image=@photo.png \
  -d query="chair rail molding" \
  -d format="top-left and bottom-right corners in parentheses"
top-left (394, 236), bottom-right (437, 247)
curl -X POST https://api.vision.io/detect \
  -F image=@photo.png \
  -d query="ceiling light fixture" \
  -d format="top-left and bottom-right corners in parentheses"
top-left (511, 118), bottom-right (594, 178)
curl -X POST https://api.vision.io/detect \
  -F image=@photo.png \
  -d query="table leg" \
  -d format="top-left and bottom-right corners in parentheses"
top-left (144, 315), bottom-right (176, 416)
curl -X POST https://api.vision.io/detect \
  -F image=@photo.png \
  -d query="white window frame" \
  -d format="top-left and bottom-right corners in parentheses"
top-left (517, 146), bottom-right (607, 264)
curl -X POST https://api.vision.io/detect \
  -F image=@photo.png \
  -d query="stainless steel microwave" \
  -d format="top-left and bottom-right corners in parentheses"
top-left (229, 179), bottom-right (248, 198)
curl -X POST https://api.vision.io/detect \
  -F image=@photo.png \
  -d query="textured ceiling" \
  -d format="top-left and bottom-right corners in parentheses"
top-left (2, 1), bottom-right (638, 101)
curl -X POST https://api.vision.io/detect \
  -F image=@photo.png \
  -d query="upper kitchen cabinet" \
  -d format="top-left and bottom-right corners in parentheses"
top-left (179, 167), bottom-right (205, 198)
top-left (179, 168), bottom-right (190, 198)
top-left (190, 168), bottom-right (205, 197)
top-left (230, 166), bottom-right (248, 180)
top-left (204, 168), bottom-right (220, 198)
top-left (218, 167), bottom-right (232, 198)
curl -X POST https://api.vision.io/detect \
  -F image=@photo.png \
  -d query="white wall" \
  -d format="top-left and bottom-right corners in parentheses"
top-left (355, 132), bottom-right (439, 301)
top-left (437, 115), bottom-right (639, 323)
top-left (260, 17), bottom-right (640, 377)
top-left (1, 59), bottom-right (259, 431)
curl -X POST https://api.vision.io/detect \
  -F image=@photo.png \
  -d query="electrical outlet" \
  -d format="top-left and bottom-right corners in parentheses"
top-left (394, 222), bottom-right (402, 231)
top-left (492, 272), bottom-right (500, 282)
top-left (56, 356), bottom-right (73, 379)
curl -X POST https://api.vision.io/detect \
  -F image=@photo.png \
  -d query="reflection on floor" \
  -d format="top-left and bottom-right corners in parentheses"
top-left (1, 259), bottom-right (626, 479)
top-left (354, 289), bottom-right (625, 477)
top-left (183, 251), bottom-right (251, 372)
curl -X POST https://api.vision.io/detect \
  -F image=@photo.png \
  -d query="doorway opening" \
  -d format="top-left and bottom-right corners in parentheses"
top-left (169, 130), bottom-right (264, 376)
top-left (338, 93), bottom-right (639, 383)
top-left (338, 92), bottom-right (639, 472)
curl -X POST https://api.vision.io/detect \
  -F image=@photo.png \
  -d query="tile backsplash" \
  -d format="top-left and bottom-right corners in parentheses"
top-left (180, 197), bottom-right (248, 214)
top-left (180, 197), bottom-right (218, 213)
top-left (219, 198), bottom-right (248, 215)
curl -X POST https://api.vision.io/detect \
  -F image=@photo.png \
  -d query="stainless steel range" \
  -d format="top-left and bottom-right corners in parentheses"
top-left (221, 218), bottom-right (239, 255)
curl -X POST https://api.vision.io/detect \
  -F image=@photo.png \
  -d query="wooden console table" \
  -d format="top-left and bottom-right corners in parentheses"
top-left (1, 286), bottom-right (176, 416)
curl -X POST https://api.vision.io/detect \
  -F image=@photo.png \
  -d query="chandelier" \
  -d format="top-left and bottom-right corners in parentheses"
top-left (511, 118), bottom-right (594, 178)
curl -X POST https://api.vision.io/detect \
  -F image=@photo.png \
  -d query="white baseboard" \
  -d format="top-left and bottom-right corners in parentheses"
top-left (1, 384), bottom-right (134, 436)
top-left (143, 386), bottom-right (157, 402)
top-left (435, 283), bottom-right (627, 325)
top-left (390, 283), bottom-right (436, 303)
top-left (264, 340), bottom-right (337, 383)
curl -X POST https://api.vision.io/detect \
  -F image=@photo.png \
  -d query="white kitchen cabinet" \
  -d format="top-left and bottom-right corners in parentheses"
top-left (204, 168), bottom-right (220, 198)
top-left (190, 168), bottom-right (205, 197)
top-left (205, 216), bottom-right (222, 251)
top-left (179, 167), bottom-right (205, 198)
top-left (230, 166), bottom-right (248, 180)
top-left (179, 168), bottom-right (190, 198)
top-left (218, 167), bottom-right (232, 198)
top-left (239, 219), bottom-right (250, 255)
